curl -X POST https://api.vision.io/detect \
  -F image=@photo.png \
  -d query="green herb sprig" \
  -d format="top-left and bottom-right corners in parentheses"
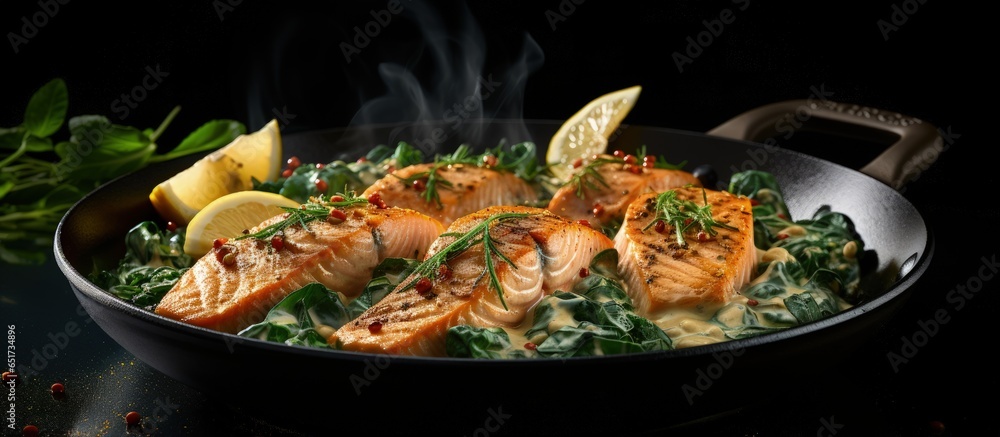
top-left (397, 211), bottom-right (536, 310)
top-left (1, 78), bottom-right (245, 265)
top-left (236, 191), bottom-right (369, 242)
top-left (643, 188), bottom-right (737, 247)
top-left (567, 156), bottom-right (620, 198)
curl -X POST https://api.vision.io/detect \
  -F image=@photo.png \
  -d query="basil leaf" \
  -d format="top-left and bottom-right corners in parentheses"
top-left (152, 119), bottom-right (245, 162)
top-left (61, 116), bottom-right (155, 183)
top-left (0, 131), bottom-right (53, 154)
top-left (68, 115), bottom-right (151, 152)
top-left (23, 78), bottom-right (68, 138)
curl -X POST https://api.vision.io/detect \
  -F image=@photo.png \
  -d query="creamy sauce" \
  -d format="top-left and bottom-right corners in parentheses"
top-left (641, 246), bottom-right (852, 349)
top-left (493, 243), bottom-right (857, 353)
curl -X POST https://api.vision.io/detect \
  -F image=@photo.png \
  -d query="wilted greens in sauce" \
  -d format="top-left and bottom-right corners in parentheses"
top-left (237, 258), bottom-right (418, 348)
top-left (90, 221), bottom-right (192, 310)
top-left (94, 161), bottom-right (870, 356)
top-left (447, 249), bottom-right (673, 358)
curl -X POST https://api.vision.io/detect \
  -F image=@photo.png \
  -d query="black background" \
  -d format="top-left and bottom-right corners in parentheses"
top-left (1, 1), bottom-right (992, 436)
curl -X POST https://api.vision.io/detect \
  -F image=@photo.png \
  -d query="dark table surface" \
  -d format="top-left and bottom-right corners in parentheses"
top-left (2, 1), bottom-right (991, 436)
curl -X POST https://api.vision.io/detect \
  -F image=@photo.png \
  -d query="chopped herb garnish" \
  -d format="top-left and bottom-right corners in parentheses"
top-left (567, 146), bottom-right (686, 198)
top-left (397, 211), bottom-right (536, 310)
top-left (235, 190), bottom-right (369, 241)
top-left (643, 188), bottom-right (737, 247)
top-left (392, 142), bottom-right (541, 208)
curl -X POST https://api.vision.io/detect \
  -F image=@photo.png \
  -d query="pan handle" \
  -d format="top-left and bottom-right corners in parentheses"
top-left (705, 99), bottom-right (943, 190)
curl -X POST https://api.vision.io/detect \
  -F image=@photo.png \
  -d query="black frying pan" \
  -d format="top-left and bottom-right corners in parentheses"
top-left (54, 99), bottom-right (936, 436)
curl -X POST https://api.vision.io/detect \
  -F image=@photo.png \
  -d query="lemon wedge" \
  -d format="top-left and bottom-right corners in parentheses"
top-left (182, 190), bottom-right (300, 258)
top-left (546, 85), bottom-right (641, 182)
top-left (150, 119), bottom-right (283, 226)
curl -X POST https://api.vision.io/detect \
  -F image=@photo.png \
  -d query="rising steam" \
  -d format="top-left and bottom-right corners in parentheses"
top-left (344, 0), bottom-right (545, 155)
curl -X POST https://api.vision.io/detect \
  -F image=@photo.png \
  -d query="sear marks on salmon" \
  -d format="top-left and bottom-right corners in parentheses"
top-left (333, 205), bottom-right (615, 356)
top-left (547, 157), bottom-right (701, 228)
top-left (362, 163), bottom-right (539, 228)
top-left (154, 205), bottom-right (445, 334)
top-left (613, 187), bottom-right (755, 316)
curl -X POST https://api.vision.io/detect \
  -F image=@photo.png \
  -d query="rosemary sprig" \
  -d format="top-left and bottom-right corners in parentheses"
top-left (642, 188), bottom-right (737, 247)
top-left (392, 142), bottom-right (541, 209)
top-left (235, 191), bottom-right (369, 241)
top-left (397, 211), bottom-right (535, 310)
top-left (567, 156), bottom-right (619, 198)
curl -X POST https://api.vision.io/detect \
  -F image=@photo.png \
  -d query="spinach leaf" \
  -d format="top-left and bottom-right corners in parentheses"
top-left (488, 141), bottom-right (542, 181)
top-left (280, 162), bottom-right (366, 203)
top-left (729, 170), bottom-right (791, 248)
top-left (365, 141), bottom-right (425, 168)
top-left (253, 141), bottom-right (421, 203)
top-left (347, 258), bottom-right (418, 319)
top-left (101, 265), bottom-right (188, 309)
top-left (89, 221), bottom-right (192, 310)
top-left (730, 170), bottom-right (866, 301)
top-left (238, 257), bottom-right (417, 349)
top-left (446, 326), bottom-right (528, 359)
top-left (447, 249), bottom-right (672, 359)
top-left (238, 283), bottom-right (351, 349)
top-left (692, 170), bottom-right (867, 340)
top-left (710, 255), bottom-right (851, 339)
top-left (149, 119), bottom-right (246, 162)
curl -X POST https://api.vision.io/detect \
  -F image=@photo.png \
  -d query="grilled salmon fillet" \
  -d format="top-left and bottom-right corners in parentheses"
top-left (547, 157), bottom-right (701, 228)
top-left (361, 163), bottom-right (539, 227)
top-left (333, 205), bottom-right (615, 356)
top-left (613, 187), bottom-right (755, 316)
top-left (154, 205), bottom-right (445, 334)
